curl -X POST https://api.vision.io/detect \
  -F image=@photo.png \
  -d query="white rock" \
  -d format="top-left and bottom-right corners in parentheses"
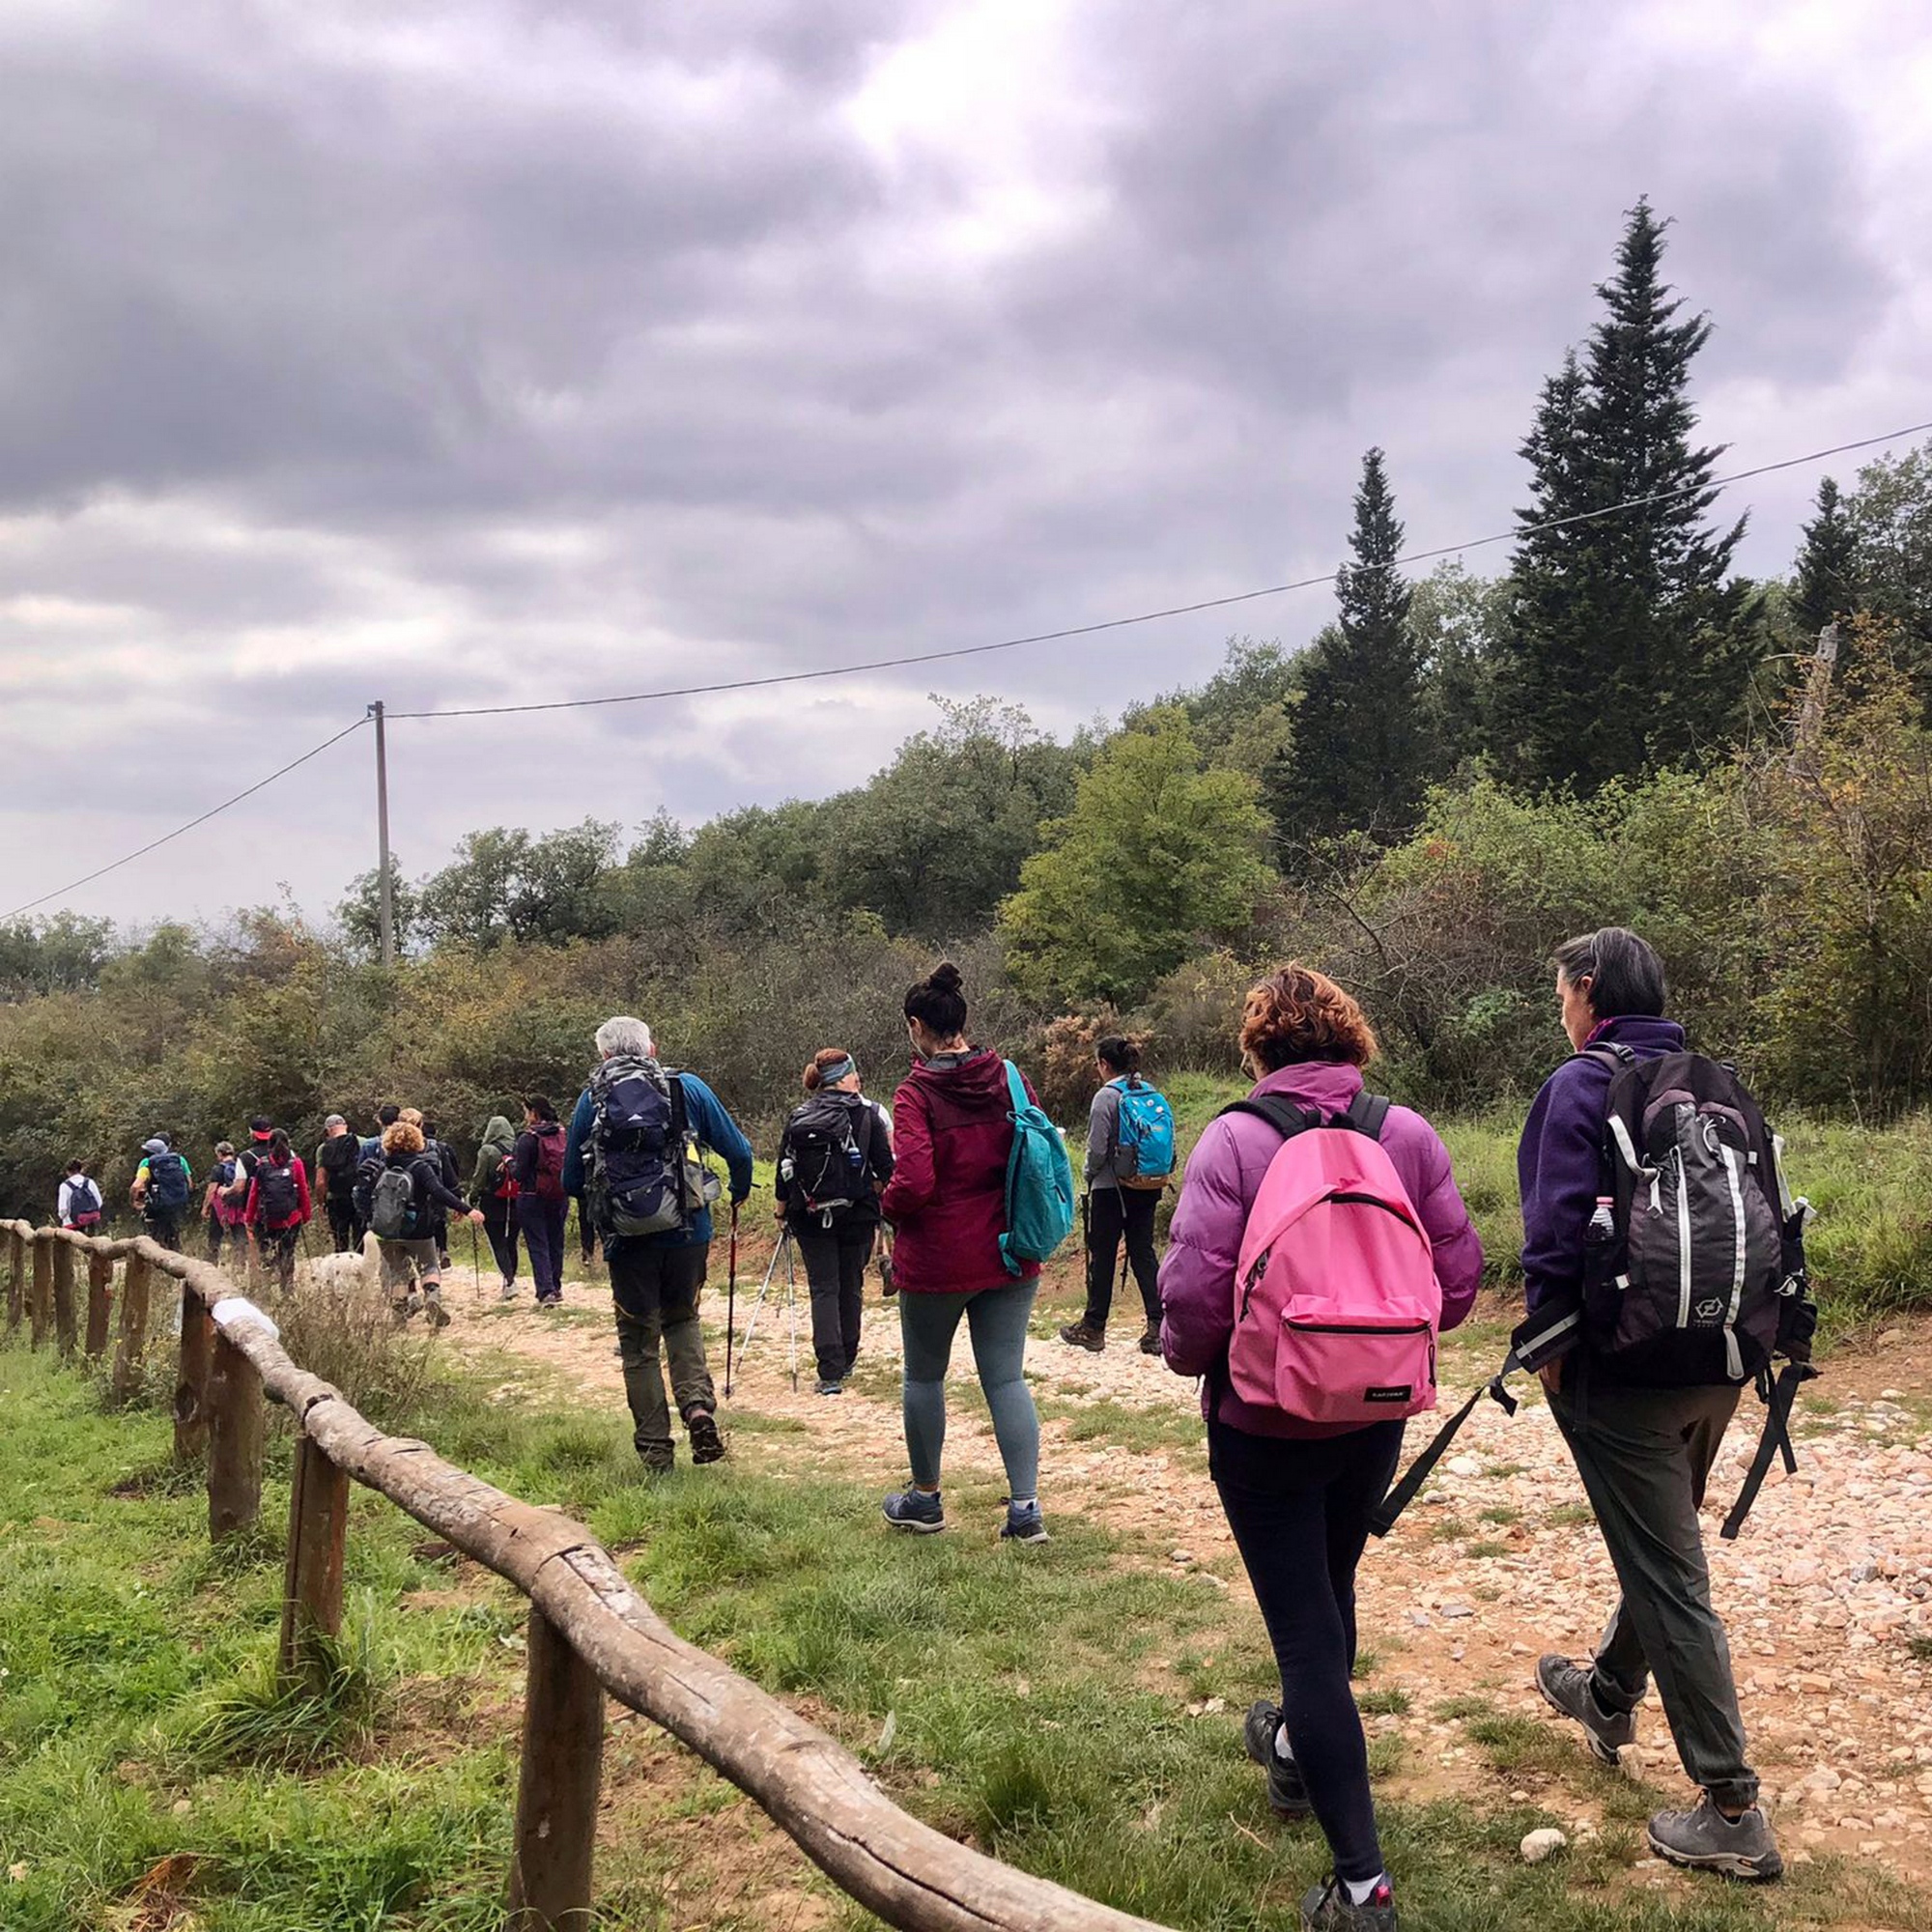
top-left (1520, 1828), bottom-right (1567, 1864)
top-left (1447, 1456), bottom-right (1483, 1478)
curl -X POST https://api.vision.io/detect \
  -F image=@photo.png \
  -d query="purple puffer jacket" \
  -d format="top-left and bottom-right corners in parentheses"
top-left (1158, 1061), bottom-right (1485, 1439)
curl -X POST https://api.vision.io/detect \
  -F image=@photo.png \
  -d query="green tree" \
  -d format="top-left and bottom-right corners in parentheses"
top-left (334, 857), bottom-right (418, 959)
top-left (1143, 636), bottom-right (1297, 782)
top-left (0, 912), bottom-right (116, 1000)
top-left (416, 821), bottom-right (622, 950)
top-left (1267, 448), bottom-right (1424, 846)
top-left (1791, 475), bottom-right (1860, 641)
top-left (999, 708), bottom-right (1274, 1004)
top-left (1410, 562), bottom-right (1505, 779)
top-left (1845, 442), bottom-right (1932, 714)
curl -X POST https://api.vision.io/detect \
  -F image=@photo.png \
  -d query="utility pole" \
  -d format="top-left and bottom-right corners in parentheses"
top-left (369, 699), bottom-right (395, 968)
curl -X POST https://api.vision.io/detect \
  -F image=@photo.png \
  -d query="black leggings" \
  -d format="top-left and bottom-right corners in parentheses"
top-left (1209, 1414), bottom-right (1405, 1885)
top-left (1083, 1185), bottom-right (1160, 1329)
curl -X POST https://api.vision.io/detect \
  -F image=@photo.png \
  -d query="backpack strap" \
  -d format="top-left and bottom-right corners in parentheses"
top-left (1219, 1095), bottom-right (1321, 1142)
top-left (1345, 1090), bottom-right (1391, 1140)
top-left (1719, 1359), bottom-right (1817, 1541)
top-left (1578, 1041), bottom-right (1637, 1073)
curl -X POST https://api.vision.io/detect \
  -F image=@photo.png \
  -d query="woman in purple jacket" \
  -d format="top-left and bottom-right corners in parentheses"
top-left (1159, 965), bottom-right (1482, 1932)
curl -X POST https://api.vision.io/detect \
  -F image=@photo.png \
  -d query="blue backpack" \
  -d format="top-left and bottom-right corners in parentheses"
top-left (1111, 1076), bottom-right (1177, 1187)
top-left (1000, 1061), bottom-right (1076, 1274)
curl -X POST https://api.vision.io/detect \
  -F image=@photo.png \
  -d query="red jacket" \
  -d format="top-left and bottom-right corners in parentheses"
top-left (244, 1155), bottom-right (312, 1232)
top-left (879, 1049), bottom-right (1042, 1295)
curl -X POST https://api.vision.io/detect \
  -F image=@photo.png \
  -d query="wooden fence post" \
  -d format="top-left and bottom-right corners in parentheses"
top-left (50, 1243), bottom-right (78, 1358)
top-left (279, 1435), bottom-right (350, 1691)
top-left (30, 1241), bottom-right (52, 1350)
top-left (173, 1281), bottom-right (214, 1463)
top-left (505, 1607), bottom-right (605, 1932)
top-left (206, 1326), bottom-right (266, 1543)
top-left (6, 1230), bottom-right (23, 1333)
top-left (113, 1254), bottom-right (154, 1404)
top-left (85, 1252), bottom-right (114, 1360)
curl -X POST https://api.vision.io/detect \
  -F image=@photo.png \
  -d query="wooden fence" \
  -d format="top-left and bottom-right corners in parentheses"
top-left (2, 1221), bottom-right (1177, 1932)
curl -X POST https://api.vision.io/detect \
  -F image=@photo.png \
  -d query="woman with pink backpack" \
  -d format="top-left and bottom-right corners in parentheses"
top-left (1159, 965), bottom-right (1482, 1932)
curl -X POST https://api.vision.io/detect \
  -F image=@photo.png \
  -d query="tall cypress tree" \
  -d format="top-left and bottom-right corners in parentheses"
top-left (1791, 474), bottom-right (1859, 639)
top-left (1269, 447), bottom-right (1424, 845)
top-left (1499, 201), bottom-right (1756, 791)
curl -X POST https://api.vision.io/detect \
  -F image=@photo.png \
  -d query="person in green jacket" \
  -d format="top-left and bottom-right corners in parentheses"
top-left (472, 1114), bottom-right (521, 1300)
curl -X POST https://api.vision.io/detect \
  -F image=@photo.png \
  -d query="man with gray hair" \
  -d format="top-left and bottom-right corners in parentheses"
top-left (314, 1112), bottom-right (365, 1253)
top-left (564, 1015), bottom-right (754, 1472)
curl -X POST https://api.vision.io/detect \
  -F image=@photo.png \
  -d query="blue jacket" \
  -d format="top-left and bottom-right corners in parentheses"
top-left (563, 1068), bottom-right (754, 1251)
top-left (1518, 1014), bottom-right (1686, 1309)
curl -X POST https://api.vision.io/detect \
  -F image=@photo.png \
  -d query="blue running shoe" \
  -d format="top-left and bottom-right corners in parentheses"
top-left (883, 1488), bottom-right (945, 1533)
top-left (1000, 1499), bottom-right (1049, 1544)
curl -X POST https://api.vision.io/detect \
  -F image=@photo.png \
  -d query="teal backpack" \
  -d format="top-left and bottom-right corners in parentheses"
top-left (1000, 1060), bottom-right (1077, 1274)
top-left (1111, 1075), bottom-right (1177, 1186)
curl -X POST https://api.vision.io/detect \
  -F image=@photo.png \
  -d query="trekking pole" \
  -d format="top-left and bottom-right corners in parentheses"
top-left (469, 1219), bottom-right (482, 1301)
top-left (738, 1230), bottom-right (789, 1366)
top-left (784, 1222), bottom-right (800, 1393)
top-left (724, 1199), bottom-right (740, 1399)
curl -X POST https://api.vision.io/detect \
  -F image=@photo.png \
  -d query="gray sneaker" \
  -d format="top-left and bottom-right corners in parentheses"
top-left (1535, 1654), bottom-right (1636, 1766)
top-left (1648, 1797), bottom-right (1782, 1882)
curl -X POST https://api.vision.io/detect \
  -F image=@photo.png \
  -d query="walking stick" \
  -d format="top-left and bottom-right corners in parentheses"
top-left (785, 1222), bottom-right (800, 1393)
top-left (738, 1228), bottom-right (790, 1373)
top-left (469, 1218), bottom-right (483, 1301)
top-left (725, 1199), bottom-right (740, 1398)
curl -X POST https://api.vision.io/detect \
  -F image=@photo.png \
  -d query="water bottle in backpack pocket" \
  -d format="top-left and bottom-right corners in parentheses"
top-left (1226, 1092), bottom-right (1441, 1427)
top-left (781, 1093), bottom-right (872, 1220)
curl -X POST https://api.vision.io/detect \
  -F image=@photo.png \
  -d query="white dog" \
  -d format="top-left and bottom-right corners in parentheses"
top-left (300, 1231), bottom-right (379, 1292)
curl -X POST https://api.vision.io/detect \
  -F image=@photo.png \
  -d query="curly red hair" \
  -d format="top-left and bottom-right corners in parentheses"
top-left (1239, 963), bottom-right (1378, 1071)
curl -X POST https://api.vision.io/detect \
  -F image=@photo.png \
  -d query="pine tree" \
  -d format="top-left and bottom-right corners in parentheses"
top-left (1498, 201), bottom-right (1758, 791)
top-left (1791, 475), bottom-right (1859, 639)
top-left (1268, 447), bottom-right (1425, 845)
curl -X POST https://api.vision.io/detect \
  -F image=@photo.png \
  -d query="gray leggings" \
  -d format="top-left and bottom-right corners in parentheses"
top-left (898, 1282), bottom-right (1040, 1498)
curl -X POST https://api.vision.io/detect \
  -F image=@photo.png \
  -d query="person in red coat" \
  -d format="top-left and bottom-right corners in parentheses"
top-left (877, 961), bottom-right (1047, 1545)
top-left (243, 1126), bottom-right (313, 1292)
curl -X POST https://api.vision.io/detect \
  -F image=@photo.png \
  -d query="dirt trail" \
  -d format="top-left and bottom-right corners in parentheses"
top-left (428, 1258), bottom-right (1932, 1886)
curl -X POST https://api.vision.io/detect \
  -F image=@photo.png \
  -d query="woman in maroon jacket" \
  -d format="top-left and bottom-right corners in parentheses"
top-left (878, 962), bottom-right (1047, 1544)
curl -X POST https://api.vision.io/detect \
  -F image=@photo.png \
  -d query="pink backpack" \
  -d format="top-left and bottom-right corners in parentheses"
top-left (1228, 1092), bottom-right (1442, 1426)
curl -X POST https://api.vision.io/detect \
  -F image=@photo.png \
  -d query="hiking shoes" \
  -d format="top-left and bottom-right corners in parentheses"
top-left (1000, 1500), bottom-right (1049, 1544)
top-left (1647, 1798), bottom-right (1782, 1882)
top-left (423, 1296), bottom-right (450, 1331)
top-left (498, 1277), bottom-right (518, 1301)
top-left (1243, 1700), bottom-right (1315, 1818)
top-left (685, 1408), bottom-right (725, 1465)
top-left (639, 1448), bottom-right (674, 1478)
top-left (1536, 1654), bottom-right (1636, 1766)
top-left (1138, 1325), bottom-right (1161, 1355)
top-left (882, 1488), bottom-right (945, 1533)
top-left (1301, 1877), bottom-right (1397, 1931)
top-left (815, 1378), bottom-right (844, 1397)
top-left (1059, 1321), bottom-right (1105, 1351)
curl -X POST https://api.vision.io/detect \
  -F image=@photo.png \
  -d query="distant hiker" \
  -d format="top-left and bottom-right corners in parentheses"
top-left (513, 1098), bottom-right (571, 1306)
top-left (1520, 928), bottom-right (1801, 1884)
top-left (877, 961), bottom-right (1065, 1545)
top-left (131, 1137), bottom-right (192, 1251)
top-left (1159, 964), bottom-right (1482, 1932)
top-left (361, 1104), bottom-right (402, 1161)
top-left (313, 1114), bottom-right (364, 1253)
top-left (58, 1161), bottom-right (103, 1232)
top-left (422, 1118), bottom-right (461, 1270)
top-left (354, 1119), bottom-right (483, 1327)
top-left (204, 1141), bottom-right (246, 1265)
top-left (225, 1116), bottom-right (279, 1285)
top-left (563, 1015), bottom-right (753, 1474)
top-left (1060, 1035), bottom-right (1174, 1355)
top-left (244, 1127), bottom-right (312, 1293)
top-left (472, 1113), bottom-right (522, 1299)
top-left (776, 1047), bottom-right (895, 1395)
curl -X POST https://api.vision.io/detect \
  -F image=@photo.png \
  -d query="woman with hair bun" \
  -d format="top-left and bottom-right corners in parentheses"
top-left (1158, 963), bottom-right (1482, 1931)
top-left (776, 1047), bottom-right (895, 1395)
top-left (877, 961), bottom-right (1051, 1545)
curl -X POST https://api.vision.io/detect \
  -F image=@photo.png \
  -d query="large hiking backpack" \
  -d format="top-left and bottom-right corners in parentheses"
top-left (318, 1134), bottom-right (361, 1199)
top-left (1000, 1061), bottom-right (1076, 1274)
top-left (369, 1162), bottom-right (418, 1240)
top-left (257, 1158), bottom-right (300, 1229)
top-left (1226, 1091), bottom-right (1441, 1428)
top-left (1110, 1076), bottom-right (1177, 1189)
top-left (782, 1093), bottom-right (875, 1220)
top-left (585, 1056), bottom-right (692, 1239)
top-left (530, 1129), bottom-right (567, 1205)
top-left (146, 1151), bottom-right (190, 1214)
top-left (67, 1177), bottom-right (102, 1229)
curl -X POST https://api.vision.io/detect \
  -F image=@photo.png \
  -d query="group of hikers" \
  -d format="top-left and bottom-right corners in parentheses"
top-left (51, 930), bottom-right (1810, 1929)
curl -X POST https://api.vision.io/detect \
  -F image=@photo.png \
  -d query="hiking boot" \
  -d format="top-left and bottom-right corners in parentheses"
top-left (1059, 1321), bottom-right (1105, 1351)
top-left (1300, 1876), bottom-right (1397, 1931)
top-left (882, 1488), bottom-right (945, 1533)
top-left (423, 1295), bottom-right (450, 1331)
top-left (1647, 1797), bottom-right (1782, 1882)
top-left (1243, 1700), bottom-right (1315, 1818)
top-left (685, 1407), bottom-right (725, 1465)
top-left (1138, 1325), bottom-right (1161, 1355)
top-left (498, 1277), bottom-right (518, 1301)
top-left (536, 1293), bottom-right (561, 1309)
top-left (1000, 1500), bottom-right (1049, 1544)
top-left (1535, 1655), bottom-right (1636, 1766)
top-left (815, 1378), bottom-right (844, 1397)
top-left (639, 1448), bottom-right (674, 1477)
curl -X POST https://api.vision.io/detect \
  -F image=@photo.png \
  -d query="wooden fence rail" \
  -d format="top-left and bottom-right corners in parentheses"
top-left (0, 1222), bottom-right (1177, 1932)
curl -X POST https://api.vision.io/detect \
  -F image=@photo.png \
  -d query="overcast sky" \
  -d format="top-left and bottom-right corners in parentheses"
top-left (3, 0), bottom-right (1928, 931)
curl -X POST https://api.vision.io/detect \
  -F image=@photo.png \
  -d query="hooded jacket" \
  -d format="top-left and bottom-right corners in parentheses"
top-left (1158, 1059), bottom-right (1484, 1439)
top-left (878, 1049), bottom-right (1043, 1295)
top-left (472, 1115), bottom-right (518, 1203)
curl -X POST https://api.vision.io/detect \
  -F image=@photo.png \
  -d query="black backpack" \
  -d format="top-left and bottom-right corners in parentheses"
top-left (585, 1056), bottom-right (692, 1239)
top-left (318, 1134), bottom-right (361, 1193)
top-left (257, 1158), bottom-right (300, 1228)
top-left (146, 1151), bottom-right (190, 1213)
top-left (783, 1093), bottom-right (876, 1220)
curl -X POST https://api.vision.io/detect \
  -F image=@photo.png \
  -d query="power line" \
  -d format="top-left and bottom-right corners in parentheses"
top-left (1, 717), bottom-right (370, 923)
top-left (388, 416), bottom-right (1932, 722)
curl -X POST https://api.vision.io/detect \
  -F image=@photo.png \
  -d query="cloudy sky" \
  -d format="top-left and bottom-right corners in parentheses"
top-left (3, 0), bottom-right (1928, 930)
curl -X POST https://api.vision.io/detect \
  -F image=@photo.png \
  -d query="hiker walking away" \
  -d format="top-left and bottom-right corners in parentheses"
top-left (472, 1114), bottom-right (522, 1299)
top-left (420, 1119), bottom-right (462, 1269)
top-left (223, 1116), bottom-right (280, 1287)
top-left (59, 1161), bottom-right (103, 1232)
top-left (354, 1119), bottom-right (483, 1327)
top-left (130, 1137), bottom-right (192, 1251)
top-left (513, 1098), bottom-right (571, 1306)
top-left (1061, 1035), bottom-right (1174, 1356)
top-left (313, 1115), bottom-right (364, 1252)
top-left (564, 1016), bottom-right (753, 1473)
top-left (1159, 965), bottom-right (1482, 1932)
top-left (244, 1128), bottom-right (312, 1293)
top-left (360, 1104), bottom-right (402, 1166)
top-left (204, 1142), bottom-right (247, 1266)
top-left (878, 961), bottom-right (1063, 1545)
top-left (776, 1047), bottom-right (895, 1395)
top-left (1521, 928), bottom-right (1798, 1883)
